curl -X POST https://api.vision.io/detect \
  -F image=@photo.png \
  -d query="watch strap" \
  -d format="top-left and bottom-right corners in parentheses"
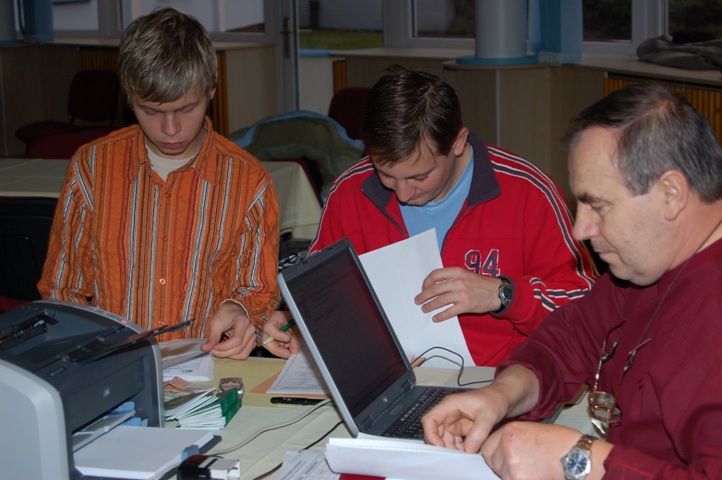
top-left (561, 434), bottom-right (595, 480)
top-left (491, 276), bottom-right (513, 316)
top-left (576, 434), bottom-right (595, 451)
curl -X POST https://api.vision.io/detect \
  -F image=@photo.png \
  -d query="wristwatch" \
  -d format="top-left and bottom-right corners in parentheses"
top-left (561, 434), bottom-right (595, 480)
top-left (491, 276), bottom-right (513, 315)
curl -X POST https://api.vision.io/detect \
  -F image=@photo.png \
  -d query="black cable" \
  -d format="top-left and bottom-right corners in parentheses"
top-left (414, 346), bottom-right (494, 387)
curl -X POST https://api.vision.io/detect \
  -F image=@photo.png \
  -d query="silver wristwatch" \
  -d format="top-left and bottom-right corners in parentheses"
top-left (560, 434), bottom-right (595, 480)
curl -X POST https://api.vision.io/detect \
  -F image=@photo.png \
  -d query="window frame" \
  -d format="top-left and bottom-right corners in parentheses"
top-left (384, 1), bottom-right (475, 50)
top-left (583, 0), bottom-right (665, 55)
top-left (385, 0), bottom-right (667, 55)
top-left (51, 0), bottom-right (668, 55)
top-left (52, 0), bottom-right (123, 39)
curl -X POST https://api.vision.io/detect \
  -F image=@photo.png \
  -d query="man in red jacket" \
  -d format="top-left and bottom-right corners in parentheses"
top-left (266, 67), bottom-right (596, 365)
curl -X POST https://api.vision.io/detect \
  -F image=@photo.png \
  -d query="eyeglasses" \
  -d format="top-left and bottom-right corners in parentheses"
top-left (588, 338), bottom-right (622, 437)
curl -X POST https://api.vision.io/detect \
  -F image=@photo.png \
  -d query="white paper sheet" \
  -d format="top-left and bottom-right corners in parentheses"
top-left (159, 338), bottom-right (206, 369)
top-left (325, 433), bottom-right (499, 480)
top-left (267, 349), bottom-right (328, 395)
top-left (359, 229), bottom-right (474, 368)
top-left (272, 450), bottom-right (340, 480)
top-left (162, 352), bottom-right (214, 381)
top-left (74, 426), bottom-right (214, 479)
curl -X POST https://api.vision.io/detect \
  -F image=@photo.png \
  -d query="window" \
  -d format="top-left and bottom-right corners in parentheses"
top-left (583, 0), bottom-right (631, 43)
top-left (413, 0), bottom-right (475, 39)
top-left (47, 1), bottom-right (722, 54)
top-left (118, 0), bottom-right (265, 34)
top-left (52, 0), bottom-right (99, 31)
top-left (298, 0), bottom-right (383, 50)
top-left (48, 0), bottom-right (268, 40)
top-left (668, 0), bottom-right (722, 39)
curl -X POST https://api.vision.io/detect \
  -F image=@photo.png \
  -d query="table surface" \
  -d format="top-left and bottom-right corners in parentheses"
top-left (0, 158), bottom-right (322, 240)
top-left (200, 357), bottom-right (594, 480)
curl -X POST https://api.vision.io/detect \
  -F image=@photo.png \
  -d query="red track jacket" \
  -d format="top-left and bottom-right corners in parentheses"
top-left (309, 133), bottom-right (597, 366)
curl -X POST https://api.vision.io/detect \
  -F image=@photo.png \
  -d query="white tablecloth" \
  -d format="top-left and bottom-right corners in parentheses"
top-left (0, 158), bottom-right (322, 240)
top-left (199, 358), bottom-right (593, 480)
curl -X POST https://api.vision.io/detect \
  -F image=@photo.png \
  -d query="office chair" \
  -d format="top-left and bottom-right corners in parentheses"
top-left (327, 86), bottom-right (370, 141)
top-left (0, 197), bottom-right (57, 312)
top-left (16, 69), bottom-right (120, 152)
top-left (26, 127), bottom-right (116, 159)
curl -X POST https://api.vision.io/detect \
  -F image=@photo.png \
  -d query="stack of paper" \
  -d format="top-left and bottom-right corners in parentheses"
top-left (165, 388), bottom-right (241, 429)
top-left (159, 338), bottom-right (207, 369)
top-left (74, 425), bottom-right (214, 479)
top-left (325, 434), bottom-right (500, 480)
top-left (162, 353), bottom-right (215, 381)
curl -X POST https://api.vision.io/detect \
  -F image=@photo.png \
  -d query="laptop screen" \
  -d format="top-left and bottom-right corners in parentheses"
top-left (283, 241), bottom-right (408, 417)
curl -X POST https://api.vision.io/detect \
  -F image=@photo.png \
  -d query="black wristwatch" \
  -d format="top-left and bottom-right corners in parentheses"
top-left (491, 276), bottom-right (513, 316)
top-left (561, 434), bottom-right (595, 480)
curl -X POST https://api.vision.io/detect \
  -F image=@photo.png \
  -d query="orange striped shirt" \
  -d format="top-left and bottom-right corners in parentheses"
top-left (38, 118), bottom-right (280, 341)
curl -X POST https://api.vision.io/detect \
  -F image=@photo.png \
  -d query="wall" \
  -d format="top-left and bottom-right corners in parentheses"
top-left (0, 44), bottom-right (77, 156)
top-left (0, 41), bottom-right (276, 157)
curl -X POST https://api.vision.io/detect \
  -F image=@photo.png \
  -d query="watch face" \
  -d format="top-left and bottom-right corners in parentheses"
top-left (564, 451), bottom-right (589, 476)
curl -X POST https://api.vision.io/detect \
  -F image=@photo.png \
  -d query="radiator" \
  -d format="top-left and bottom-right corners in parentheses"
top-left (604, 74), bottom-right (722, 142)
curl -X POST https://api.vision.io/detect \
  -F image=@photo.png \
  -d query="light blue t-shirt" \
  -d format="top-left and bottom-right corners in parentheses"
top-left (400, 153), bottom-right (474, 250)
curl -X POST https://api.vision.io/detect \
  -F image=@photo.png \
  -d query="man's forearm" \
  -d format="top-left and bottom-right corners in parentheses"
top-left (492, 364), bottom-right (540, 418)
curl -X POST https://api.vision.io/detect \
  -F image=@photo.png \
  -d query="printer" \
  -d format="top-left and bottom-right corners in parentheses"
top-left (0, 300), bottom-right (164, 480)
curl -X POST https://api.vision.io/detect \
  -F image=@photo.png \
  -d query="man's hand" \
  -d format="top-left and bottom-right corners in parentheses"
top-left (261, 310), bottom-right (303, 359)
top-left (201, 302), bottom-right (257, 360)
top-left (422, 387), bottom-right (509, 454)
top-left (423, 365), bottom-right (540, 454)
top-left (482, 422), bottom-right (609, 480)
top-left (415, 267), bottom-right (504, 322)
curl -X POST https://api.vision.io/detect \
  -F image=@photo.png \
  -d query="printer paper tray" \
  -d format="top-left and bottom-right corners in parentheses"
top-left (74, 428), bottom-right (221, 480)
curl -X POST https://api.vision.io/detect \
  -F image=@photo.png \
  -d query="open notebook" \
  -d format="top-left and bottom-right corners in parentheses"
top-left (278, 237), bottom-right (468, 438)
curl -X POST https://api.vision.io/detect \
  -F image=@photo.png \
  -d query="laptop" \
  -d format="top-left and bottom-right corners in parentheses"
top-left (277, 237), bottom-right (469, 438)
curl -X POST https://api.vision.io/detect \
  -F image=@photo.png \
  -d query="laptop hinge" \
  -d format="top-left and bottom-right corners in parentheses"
top-left (402, 379), bottom-right (414, 393)
top-left (360, 416), bottom-right (374, 431)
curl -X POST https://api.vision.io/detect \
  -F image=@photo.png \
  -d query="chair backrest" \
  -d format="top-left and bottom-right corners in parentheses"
top-left (26, 127), bottom-right (116, 159)
top-left (68, 69), bottom-right (120, 124)
top-left (0, 197), bottom-right (58, 302)
top-left (327, 87), bottom-right (370, 141)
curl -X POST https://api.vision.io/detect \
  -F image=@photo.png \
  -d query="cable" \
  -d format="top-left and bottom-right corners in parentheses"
top-left (250, 420), bottom-right (344, 480)
top-left (413, 346), bottom-right (494, 387)
top-left (211, 399), bottom-right (334, 455)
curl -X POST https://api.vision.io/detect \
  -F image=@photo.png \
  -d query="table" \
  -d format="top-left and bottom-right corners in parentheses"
top-left (263, 161), bottom-right (322, 240)
top-left (0, 158), bottom-right (322, 240)
top-left (201, 358), bottom-right (594, 480)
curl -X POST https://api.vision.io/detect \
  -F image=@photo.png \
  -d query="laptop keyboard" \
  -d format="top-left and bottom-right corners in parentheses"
top-left (384, 388), bottom-right (451, 439)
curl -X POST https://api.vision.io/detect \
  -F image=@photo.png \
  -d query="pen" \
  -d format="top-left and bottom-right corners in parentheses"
top-left (262, 320), bottom-right (296, 345)
top-left (410, 356), bottom-right (426, 368)
top-left (270, 396), bottom-right (323, 406)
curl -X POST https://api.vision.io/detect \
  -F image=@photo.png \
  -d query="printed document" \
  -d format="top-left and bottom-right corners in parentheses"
top-left (267, 348), bottom-right (328, 395)
top-left (359, 229), bottom-right (474, 368)
top-left (163, 352), bottom-right (214, 381)
top-left (326, 433), bottom-right (499, 480)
